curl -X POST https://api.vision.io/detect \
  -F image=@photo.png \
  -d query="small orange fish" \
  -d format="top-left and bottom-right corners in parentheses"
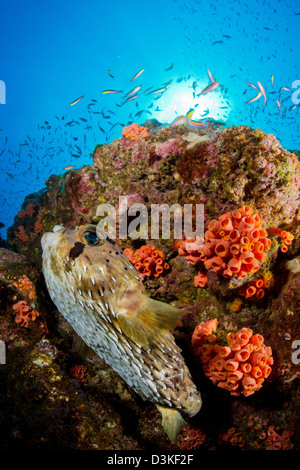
top-left (246, 82), bottom-right (259, 90)
top-left (247, 91), bottom-right (262, 103)
top-left (131, 68), bottom-right (144, 81)
top-left (125, 85), bottom-right (142, 97)
top-left (70, 96), bottom-right (84, 106)
top-left (101, 89), bottom-right (123, 94)
top-left (276, 99), bottom-right (282, 114)
top-left (279, 86), bottom-right (291, 92)
top-left (122, 94), bottom-right (139, 105)
top-left (170, 109), bottom-right (195, 126)
top-left (197, 70), bottom-right (220, 96)
top-left (64, 165), bottom-right (75, 170)
top-left (257, 81), bottom-right (267, 104)
top-left (148, 84), bottom-right (170, 95)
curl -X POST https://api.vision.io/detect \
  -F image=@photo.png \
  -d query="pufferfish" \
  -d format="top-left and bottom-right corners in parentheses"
top-left (41, 224), bottom-right (202, 442)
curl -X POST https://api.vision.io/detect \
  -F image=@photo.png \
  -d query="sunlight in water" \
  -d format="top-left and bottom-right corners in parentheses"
top-left (154, 81), bottom-right (231, 124)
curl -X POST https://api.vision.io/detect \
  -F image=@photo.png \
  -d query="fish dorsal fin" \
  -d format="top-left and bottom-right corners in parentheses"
top-left (115, 290), bottom-right (183, 347)
top-left (208, 69), bottom-right (215, 83)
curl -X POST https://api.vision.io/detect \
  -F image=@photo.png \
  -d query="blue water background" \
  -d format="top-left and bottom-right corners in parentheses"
top-left (0, 0), bottom-right (299, 239)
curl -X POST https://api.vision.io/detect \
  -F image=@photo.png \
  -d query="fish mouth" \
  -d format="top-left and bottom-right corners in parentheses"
top-left (41, 225), bottom-right (65, 251)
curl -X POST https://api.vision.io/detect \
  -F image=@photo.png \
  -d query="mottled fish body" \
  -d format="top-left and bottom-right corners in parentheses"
top-left (41, 224), bottom-right (201, 441)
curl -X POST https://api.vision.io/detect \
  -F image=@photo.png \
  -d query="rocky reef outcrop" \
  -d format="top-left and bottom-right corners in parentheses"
top-left (1, 119), bottom-right (300, 450)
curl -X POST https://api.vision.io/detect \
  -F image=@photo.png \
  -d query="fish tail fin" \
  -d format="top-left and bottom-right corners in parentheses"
top-left (185, 108), bottom-right (195, 119)
top-left (156, 405), bottom-right (187, 443)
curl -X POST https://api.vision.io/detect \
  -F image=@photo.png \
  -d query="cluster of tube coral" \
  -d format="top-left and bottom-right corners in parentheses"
top-left (267, 228), bottom-right (294, 253)
top-left (219, 427), bottom-right (244, 448)
top-left (177, 205), bottom-right (272, 280)
top-left (12, 300), bottom-right (39, 328)
top-left (178, 425), bottom-right (206, 450)
top-left (192, 320), bottom-right (273, 397)
top-left (122, 122), bottom-right (149, 141)
top-left (69, 365), bottom-right (88, 383)
top-left (238, 277), bottom-right (267, 300)
top-left (124, 244), bottom-right (170, 279)
top-left (238, 271), bottom-right (275, 300)
top-left (13, 274), bottom-right (36, 300)
top-left (258, 426), bottom-right (294, 450)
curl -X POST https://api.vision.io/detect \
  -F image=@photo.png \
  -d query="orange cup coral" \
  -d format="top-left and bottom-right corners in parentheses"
top-left (13, 274), bottom-right (36, 300)
top-left (194, 271), bottom-right (208, 288)
top-left (238, 272), bottom-right (274, 300)
top-left (124, 244), bottom-right (170, 279)
top-left (177, 205), bottom-right (272, 280)
top-left (69, 365), bottom-right (88, 383)
top-left (192, 320), bottom-right (273, 397)
top-left (122, 122), bottom-right (149, 141)
top-left (267, 228), bottom-right (294, 253)
top-left (178, 425), bottom-right (206, 450)
top-left (12, 300), bottom-right (39, 328)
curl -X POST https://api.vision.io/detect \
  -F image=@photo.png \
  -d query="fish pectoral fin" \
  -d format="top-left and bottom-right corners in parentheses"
top-left (156, 405), bottom-right (187, 443)
top-left (116, 291), bottom-right (184, 347)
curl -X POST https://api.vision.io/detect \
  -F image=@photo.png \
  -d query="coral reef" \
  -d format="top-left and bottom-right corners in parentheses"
top-left (124, 244), bottom-right (170, 279)
top-left (1, 119), bottom-right (300, 450)
top-left (122, 122), bottom-right (149, 141)
top-left (192, 321), bottom-right (273, 397)
top-left (12, 300), bottom-right (39, 328)
top-left (177, 425), bottom-right (206, 450)
top-left (176, 205), bottom-right (272, 280)
top-left (13, 274), bottom-right (36, 300)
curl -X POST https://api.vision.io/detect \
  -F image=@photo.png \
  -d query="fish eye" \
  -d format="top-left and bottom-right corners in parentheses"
top-left (80, 226), bottom-right (103, 246)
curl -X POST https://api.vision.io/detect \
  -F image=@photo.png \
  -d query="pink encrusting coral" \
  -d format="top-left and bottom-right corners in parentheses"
top-left (124, 244), bottom-right (170, 279)
top-left (17, 202), bottom-right (36, 219)
top-left (15, 225), bottom-right (29, 242)
top-left (192, 320), bottom-right (273, 397)
top-left (155, 138), bottom-right (183, 158)
top-left (177, 205), bottom-right (272, 280)
top-left (122, 122), bottom-right (149, 141)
